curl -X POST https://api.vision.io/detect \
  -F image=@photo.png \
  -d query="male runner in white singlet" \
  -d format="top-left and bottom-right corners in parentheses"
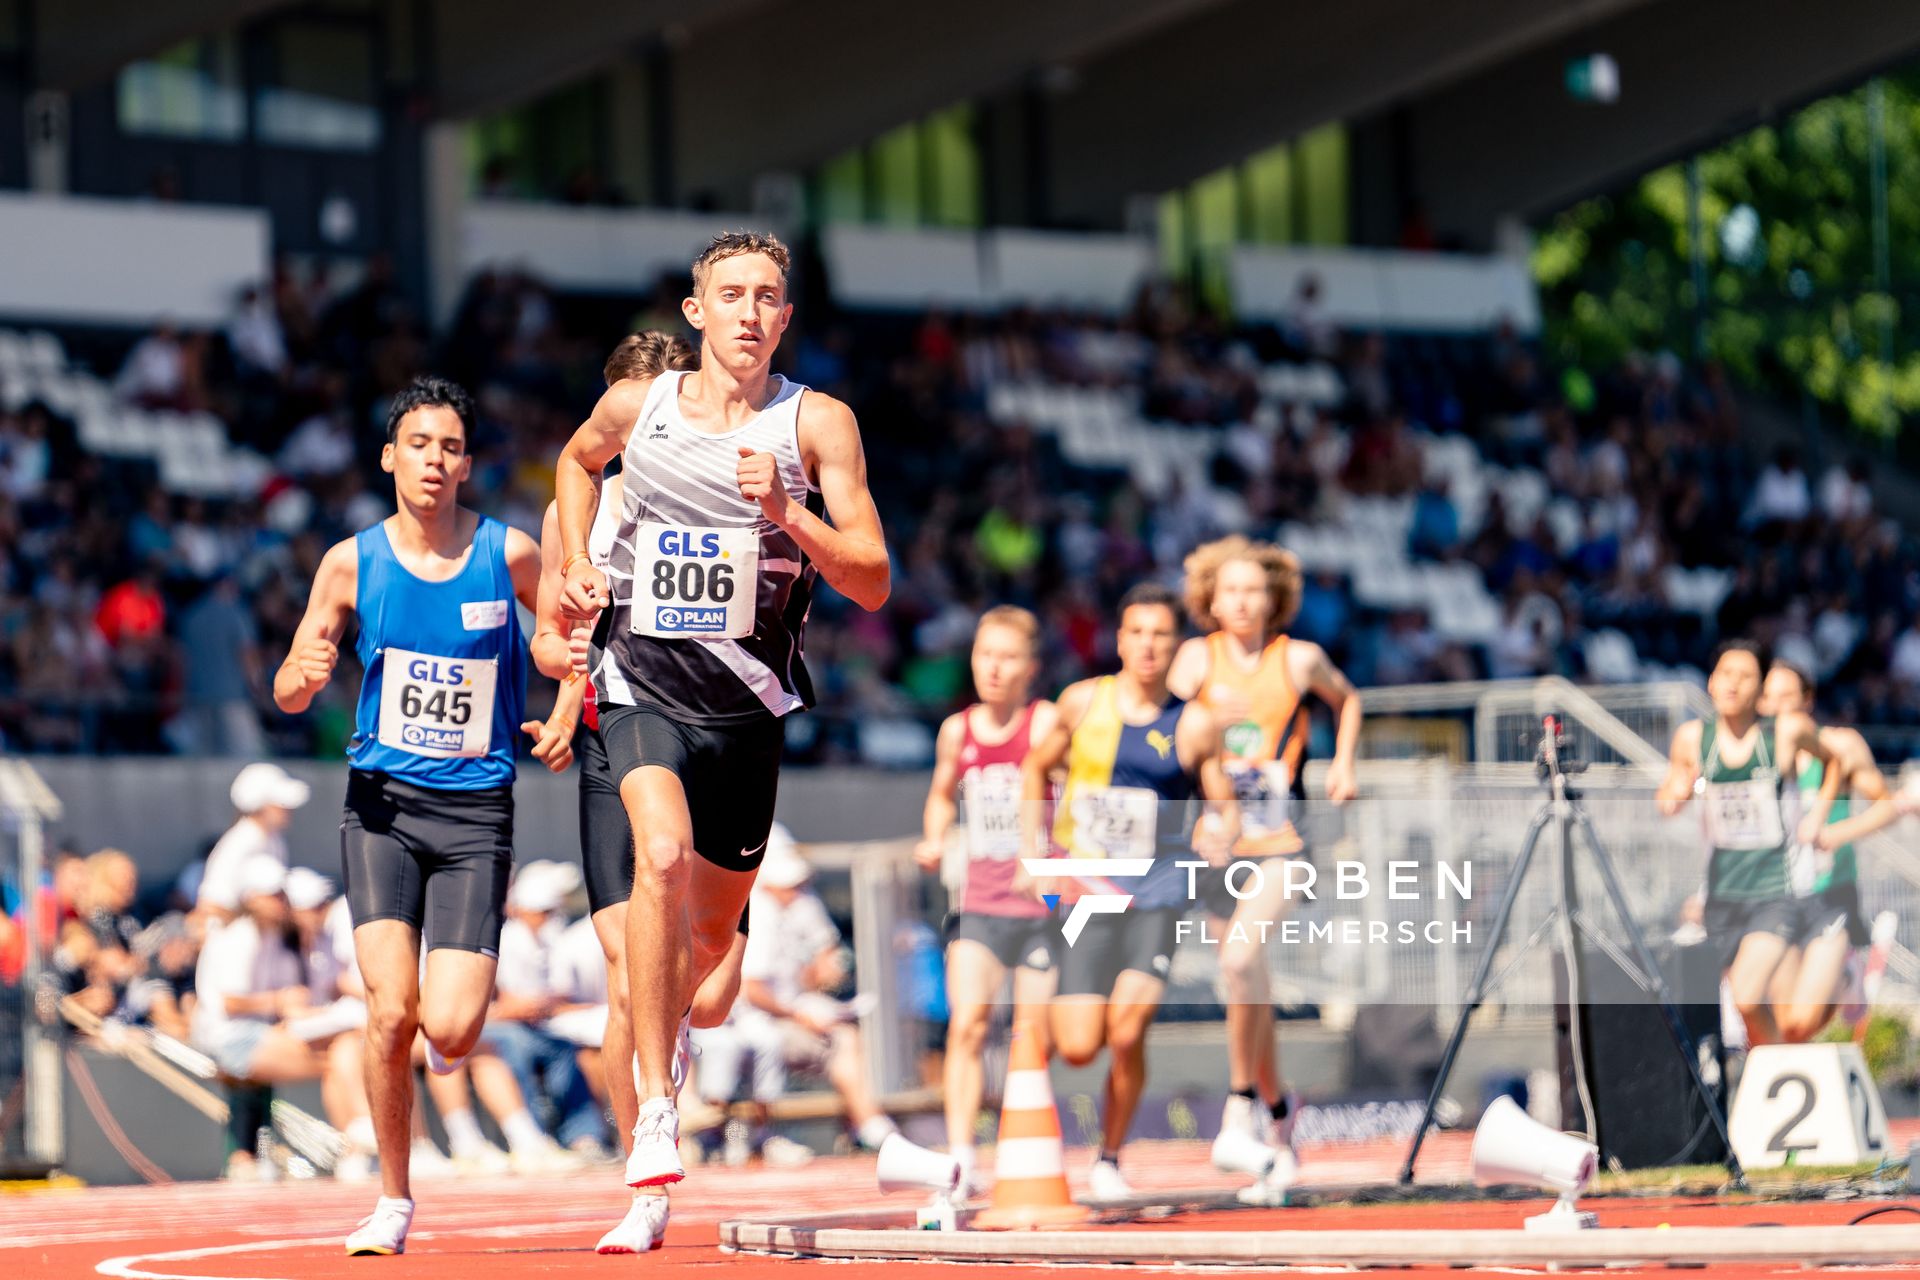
top-left (556, 233), bottom-right (889, 1205)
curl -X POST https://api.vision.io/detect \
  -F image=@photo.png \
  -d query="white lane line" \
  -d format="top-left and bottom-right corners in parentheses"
top-left (95, 1222), bottom-right (601, 1280)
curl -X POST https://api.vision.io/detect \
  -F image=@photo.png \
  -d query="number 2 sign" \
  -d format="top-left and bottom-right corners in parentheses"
top-left (1729, 1042), bottom-right (1888, 1169)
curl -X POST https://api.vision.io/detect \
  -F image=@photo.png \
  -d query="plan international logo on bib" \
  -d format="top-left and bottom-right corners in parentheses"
top-left (656, 606), bottom-right (728, 633)
top-left (402, 724), bottom-right (465, 751)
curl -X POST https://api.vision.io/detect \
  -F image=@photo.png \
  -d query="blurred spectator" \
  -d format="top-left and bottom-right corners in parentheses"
top-left (228, 287), bottom-right (288, 381)
top-left (115, 322), bottom-right (187, 408)
top-left (1749, 446), bottom-right (1812, 526)
top-left (1891, 612), bottom-right (1920, 691)
top-left (197, 763), bottom-right (310, 920)
top-left (1820, 457), bottom-right (1874, 523)
top-left (738, 827), bottom-right (898, 1152)
top-left (475, 861), bottom-right (608, 1155)
top-left (190, 857), bottom-right (357, 1176)
top-left (175, 576), bottom-right (266, 757)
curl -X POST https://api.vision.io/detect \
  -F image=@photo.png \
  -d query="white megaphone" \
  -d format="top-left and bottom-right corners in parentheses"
top-left (1470, 1095), bottom-right (1599, 1231)
top-left (875, 1133), bottom-right (962, 1231)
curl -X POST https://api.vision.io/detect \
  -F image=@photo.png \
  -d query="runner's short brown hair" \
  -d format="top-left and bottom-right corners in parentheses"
top-left (691, 231), bottom-right (791, 295)
top-left (603, 330), bottom-right (696, 387)
top-left (975, 605), bottom-right (1040, 654)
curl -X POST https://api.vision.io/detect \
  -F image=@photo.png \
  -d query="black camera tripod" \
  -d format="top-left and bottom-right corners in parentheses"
top-left (1397, 716), bottom-right (1742, 1184)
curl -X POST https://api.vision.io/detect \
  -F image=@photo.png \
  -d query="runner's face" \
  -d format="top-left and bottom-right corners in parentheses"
top-left (686, 253), bottom-right (791, 371)
top-left (382, 406), bottom-right (470, 511)
top-left (1760, 667), bottom-right (1806, 717)
top-left (1211, 559), bottom-right (1271, 639)
top-left (1708, 651), bottom-right (1763, 720)
top-left (1117, 604), bottom-right (1178, 683)
top-left (971, 624), bottom-right (1035, 707)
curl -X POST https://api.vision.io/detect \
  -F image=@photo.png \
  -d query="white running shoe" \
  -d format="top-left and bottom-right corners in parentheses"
top-left (345, 1197), bottom-right (413, 1256)
top-left (595, 1193), bottom-right (670, 1254)
top-left (1268, 1088), bottom-right (1302, 1153)
top-left (1087, 1157), bottom-right (1134, 1204)
top-left (760, 1134), bottom-right (815, 1168)
top-left (954, 1148), bottom-right (983, 1199)
top-left (425, 1039), bottom-right (465, 1077)
top-left (1211, 1123), bottom-right (1279, 1179)
top-left (1236, 1146), bottom-right (1299, 1207)
top-left (625, 1097), bottom-right (685, 1188)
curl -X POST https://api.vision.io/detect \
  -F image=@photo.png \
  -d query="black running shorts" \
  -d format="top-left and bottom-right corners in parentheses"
top-left (576, 721), bottom-right (632, 916)
top-left (340, 769), bottom-right (514, 956)
top-left (597, 702), bottom-right (783, 874)
top-left (953, 912), bottom-right (1057, 973)
top-left (1054, 906), bottom-right (1181, 997)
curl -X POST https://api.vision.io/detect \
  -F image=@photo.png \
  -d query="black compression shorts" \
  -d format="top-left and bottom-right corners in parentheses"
top-left (577, 720), bottom-right (754, 935)
top-left (596, 702), bottom-right (783, 874)
top-left (577, 721), bottom-right (631, 916)
top-left (341, 769), bottom-right (513, 956)
top-left (1054, 907), bottom-right (1181, 997)
top-left (952, 912), bottom-right (1057, 973)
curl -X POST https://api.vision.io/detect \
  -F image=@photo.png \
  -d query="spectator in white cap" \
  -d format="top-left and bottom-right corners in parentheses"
top-left (470, 860), bottom-right (608, 1158)
top-left (739, 825), bottom-right (897, 1152)
top-left (191, 855), bottom-right (366, 1177)
top-left (196, 763), bottom-right (312, 925)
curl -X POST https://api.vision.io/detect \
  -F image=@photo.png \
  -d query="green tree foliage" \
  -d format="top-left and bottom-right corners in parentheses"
top-left (1534, 75), bottom-right (1920, 436)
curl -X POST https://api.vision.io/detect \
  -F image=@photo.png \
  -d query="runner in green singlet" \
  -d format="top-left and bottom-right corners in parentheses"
top-left (1656, 640), bottom-right (1837, 1047)
top-left (1758, 661), bottom-right (1898, 1042)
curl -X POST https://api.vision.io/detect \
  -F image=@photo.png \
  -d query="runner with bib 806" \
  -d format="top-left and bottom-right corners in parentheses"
top-left (553, 232), bottom-right (889, 1197)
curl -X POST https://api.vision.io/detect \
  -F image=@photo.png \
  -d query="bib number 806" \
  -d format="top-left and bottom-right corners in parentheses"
top-left (652, 560), bottom-right (735, 603)
top-left (399, 685), bottom-right (473, 725)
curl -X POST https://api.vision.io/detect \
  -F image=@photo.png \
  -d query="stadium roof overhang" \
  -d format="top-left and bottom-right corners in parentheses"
top-left (30, 0), bottom-right (1920, 243)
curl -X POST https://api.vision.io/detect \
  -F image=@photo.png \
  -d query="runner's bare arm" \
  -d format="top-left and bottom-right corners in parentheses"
top-left (1816, 727), bottom-right (1897, 850)
top-left (556, 378), bottom-right (651, 618)
top-left (504, 525), bottom-right (541, 616)
top-left (1295, 640), bottom-right (1362, 805)
top-left (273, 539), bottom-right (357, 715)
top-left (1167, 636), bottom-right (1210, 701)
top-left (530, 504), bottom-right (572, 680)
top-left (916, 713), bottom-right (967, 872)
top-left (1782, 711), bottom-right (1842, 842)
top-left (1180, 703), bottom-right (1242, 861)
top-left (1021, 681), bottom-right (1091, 863)
top-left (760, 393), bottom-right (889, 611)
top-left (1656, 720), bottom-right (1703, 815)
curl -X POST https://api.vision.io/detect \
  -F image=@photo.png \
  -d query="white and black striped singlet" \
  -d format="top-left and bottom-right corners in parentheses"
top-left (591, 370), bottom-right (820, 726)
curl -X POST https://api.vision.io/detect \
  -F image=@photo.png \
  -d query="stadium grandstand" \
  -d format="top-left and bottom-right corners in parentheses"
top-left (7, 1), bottom-right (1920, 1276)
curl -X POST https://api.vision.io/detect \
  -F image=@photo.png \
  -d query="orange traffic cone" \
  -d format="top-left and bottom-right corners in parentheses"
top-left (973, 1017), bottom-right (1089, 1229)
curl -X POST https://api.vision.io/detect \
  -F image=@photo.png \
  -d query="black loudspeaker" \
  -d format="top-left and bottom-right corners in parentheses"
top-left (1555, 941), bottom-right (1728, 1170)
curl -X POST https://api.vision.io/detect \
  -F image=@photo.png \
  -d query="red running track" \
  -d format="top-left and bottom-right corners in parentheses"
top-left (4, 1130), bottom-right (1918, 1278)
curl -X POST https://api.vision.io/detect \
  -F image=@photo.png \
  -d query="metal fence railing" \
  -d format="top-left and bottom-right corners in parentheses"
top-left (0, 759), bottom-right (64, 1175)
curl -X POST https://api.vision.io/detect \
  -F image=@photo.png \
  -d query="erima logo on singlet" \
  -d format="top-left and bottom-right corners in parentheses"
top-left (647, 420), bottom-right (669, 439)
top-left (1147, 729), bottom-right (1175, 760)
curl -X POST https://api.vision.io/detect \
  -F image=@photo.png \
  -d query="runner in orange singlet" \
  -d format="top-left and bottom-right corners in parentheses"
top-left (1168, 536), bottom-right (1361, 1202)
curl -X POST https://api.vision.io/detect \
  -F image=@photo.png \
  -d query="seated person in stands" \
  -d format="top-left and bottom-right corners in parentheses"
top-left (473, 861), bottom-right (609, 1158)
top-left (189, 856), bottom-right (362, 1178)
top-left (126, 912), bottom-right (199, 1040)
top-left (738, 827), bottom-right (897, 1153)
top-left (688, 963), bottom-right (810, 1168)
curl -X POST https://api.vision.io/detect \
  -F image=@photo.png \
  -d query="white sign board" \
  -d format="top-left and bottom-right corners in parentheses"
top-left (1729, 1042), bottom-right (1888, 1168)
